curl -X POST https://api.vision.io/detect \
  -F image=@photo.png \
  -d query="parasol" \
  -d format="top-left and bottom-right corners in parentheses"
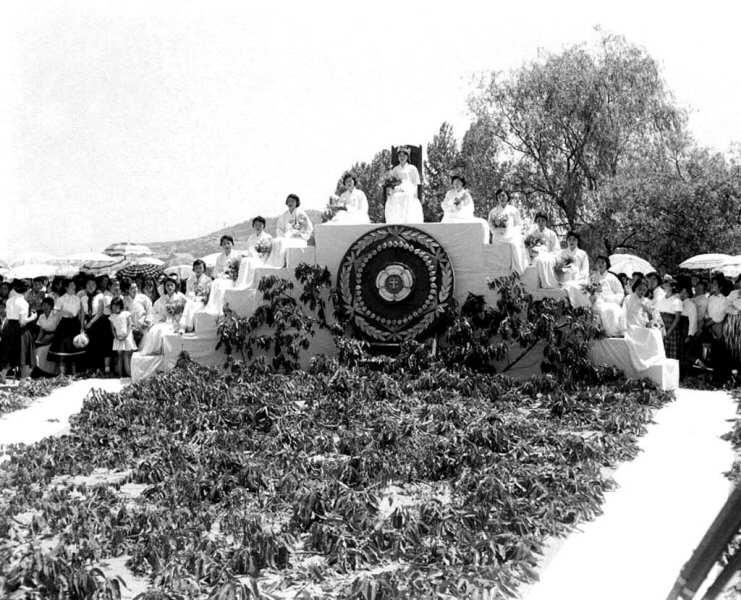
top-left (678, 254), bottom-right (732, 270)
top-left (10, 252), bottom-right (59, 267)
top-left (117, 263), bottom-right (164, 279)
top-left (164, 265), bottom-right (194, 280)
top-left (163, 252), bottom-right (196, 269)
top-left (103, 242), bottom-right (154, 258)
top-left (609, 254), bottom-right (654, 277)
top-left (135, 256), bottom-right (164, 266)
top-left (719, 255), bottom-right (741, 278)
top-left (6, 264), bottom-right (58, 280)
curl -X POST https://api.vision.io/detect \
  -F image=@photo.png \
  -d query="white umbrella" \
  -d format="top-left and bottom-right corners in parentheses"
top-left (679, 254), bottom-right (731, 270)
top-left (200, 252), bottom-right (221, 268)
top-left (103, 242), bottom-right (154, 258)
top-left (609, 254), bottom-right (654, 277)
top-left (10, 252), bottom-right (59, 267)
top-left (165, 265), bottom-right (193, 280)
top-left (719, 255), bottom-right (741, 278)
top-left (135, 256), bottom-right (164, 266)
top-left (6, 263), bottom-right (58, 280)
top-left (62, 252), bottom-right (118, 263)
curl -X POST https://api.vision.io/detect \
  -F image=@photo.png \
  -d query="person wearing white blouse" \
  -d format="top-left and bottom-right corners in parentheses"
top-left (590, 256), bottom-right (625, 337)
top-left (328, 174), bottom-right (371, 224)
top-left (440, 175), bottom-right (489, 243)
top-left (0, 280), bottom-right (38, 382)
top-left (385, 147), bottom-right (423, 224)
top-left (559, 231), bottom-right (590, 308)
top-left (487, 189), bottom-right (529, 273)
top-left (48, 279), bottom-right (86, 375)
top-left (526, 212), bottom-right (560, 288)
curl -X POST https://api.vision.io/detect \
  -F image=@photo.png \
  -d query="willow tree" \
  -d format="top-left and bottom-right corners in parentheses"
top-left (468, 32), bottom-right (685, 237)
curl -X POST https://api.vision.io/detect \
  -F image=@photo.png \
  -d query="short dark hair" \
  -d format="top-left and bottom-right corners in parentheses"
top-left (565, 231), bottom-right (581, 245)
top-left (645, 271), bottom-right (661, 285)
top-left (342, 173), bottom-right (357, 185)
top-left (252, 216), bottom-right (266, 227)
top-left (286, 193), bottom-right (300, 207)
top-left (193, 259), bottom-right (206, 269)
top-left (495, 188), bottom-right (509, 202)
top-left (13, 280), bottom-right (30, 294)
top-left (632, 277), bottom-right (646, 293)
top-left (220, 235), bottom-right (234, 246)
top-left (110, 297), bottom-right (125, 310)
top-left (32, 276), bottom-right (46, 284)
top-left (596, 255), bottom-right (611, 270)
top-left (534, 212), bottom-right (548, 222)
top-left (62, 278), bottom-right (75, 291)
top-left (632, 271), bottom-right (644, 279)
top-left (451, 175), bottom-right (467, 188)
top-left (41, 296), bottom-right (55, 308)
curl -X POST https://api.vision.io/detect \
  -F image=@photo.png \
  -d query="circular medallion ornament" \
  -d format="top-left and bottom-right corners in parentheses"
top-left (337, 226), bottom-right (455, 342)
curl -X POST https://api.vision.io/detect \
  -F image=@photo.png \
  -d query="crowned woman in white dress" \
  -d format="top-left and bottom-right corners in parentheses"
top-left (487, 189), bottom-right (529, 273)
top-left (440, 175), bottom-right (489, 243)
top-left (526, 212), bottom-right (560, 288)
top-left (559, 231), bottom-right (591, 308)
top-left (236, 216), bottom-right (276, 289)
top-left (385, 146), bottom-right (423, 224)
top-left (328, 174), bottom-right (371, 224)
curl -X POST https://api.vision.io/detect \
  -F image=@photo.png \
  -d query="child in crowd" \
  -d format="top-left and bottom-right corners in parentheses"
top-left (109, 297), bottom-right (136, 377)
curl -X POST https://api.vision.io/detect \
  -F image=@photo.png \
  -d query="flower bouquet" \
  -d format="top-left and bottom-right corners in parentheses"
top-left (524, 233), bottom-right (544, 258)
top-left (224, 258), bottom-right (241, 281)
top-left (322, 195), bottom-right (346, 222)
top-left (554, 256), bottom-right (574, 275)
top-left (382, 175), bottom-right (402, 196)
top-left (255, 238), bottom-right (273, 258)
top-left (165, 296), bottom-right (187, 318)
top-left (581, 281), bottom-right (603, 297)
top-left (489, 214), bottom-right (508, 229)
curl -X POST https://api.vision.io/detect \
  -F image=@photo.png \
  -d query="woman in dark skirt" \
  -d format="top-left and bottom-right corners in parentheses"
top-left (656, 279), bottom-right (683, 360)
top-left (48, 278), bottom-right (85, 375)
top-left (80, 277), bottom-right (113, 373)
top-left (0, 280), bottom-right (38, 382)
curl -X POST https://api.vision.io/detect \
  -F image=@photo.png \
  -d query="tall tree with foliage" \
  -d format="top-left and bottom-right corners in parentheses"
top-left (467, 31), bottom-right (685, 240)
top-left (424, 122), bottom-right (463, 222)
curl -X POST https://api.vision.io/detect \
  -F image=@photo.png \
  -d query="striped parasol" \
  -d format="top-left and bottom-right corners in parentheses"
top-left (117, 263), bottom-right (163, 279)
top-left (679, 254), bottom-right (731, 270)
top-left (103, 242), bottom-right (154, 258)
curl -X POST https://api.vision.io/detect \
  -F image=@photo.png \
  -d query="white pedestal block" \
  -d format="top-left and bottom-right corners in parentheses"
top-left (590, 338), bottom-right (679, 390)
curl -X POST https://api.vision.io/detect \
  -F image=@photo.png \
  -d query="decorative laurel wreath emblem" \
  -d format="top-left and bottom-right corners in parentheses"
top-left (337, 226), bottom-right (455, 342)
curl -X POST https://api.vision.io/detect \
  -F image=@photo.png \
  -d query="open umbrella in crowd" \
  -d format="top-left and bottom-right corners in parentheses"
top-left (103, 242), bottom-right (154, 258)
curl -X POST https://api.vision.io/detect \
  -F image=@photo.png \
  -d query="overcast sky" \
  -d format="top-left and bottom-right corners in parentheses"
top-left (1, 0), bottom-right (739, 261)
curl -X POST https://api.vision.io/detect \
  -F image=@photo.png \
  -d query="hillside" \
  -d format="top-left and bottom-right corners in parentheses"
top-left (146, 209), bottom-right (324, 259)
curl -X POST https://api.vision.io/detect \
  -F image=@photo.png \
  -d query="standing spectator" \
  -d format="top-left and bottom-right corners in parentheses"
top-left (0, 280), bottom-right (38, 382)
top-left (123, 281), bottom-right (153, 346)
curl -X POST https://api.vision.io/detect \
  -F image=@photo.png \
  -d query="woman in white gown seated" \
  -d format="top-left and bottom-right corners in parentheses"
top-left (559, 231), bottom-right (590, 308)
top-left (138, 277), bottom-right (188, 355)
top-left (487, 189), bottom-right (529, 273)
top-left (622, 277), bottom-right (666, 370)
top-left (526, 212), bottom-right (560, 288)
top-left (272, 194), bottom-right (314, 269)
top-left (236, 216), bottom-right (275, 289)
top-left (440, 175), bottom-right (489, 243)
top-left (591, 255), bottom-right (626, 337)
top-left (181, 259), bottom-right (212, 332)
top-left (385, 146), bottom-right (423, 224)
top-left (204, 235), bottom-right (241, 315)
top-left (328, 174), bottom-right (370, 224)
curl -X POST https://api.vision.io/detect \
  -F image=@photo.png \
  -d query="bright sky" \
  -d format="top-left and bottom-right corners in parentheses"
top-left (1, 0), bottom-right (739, 261)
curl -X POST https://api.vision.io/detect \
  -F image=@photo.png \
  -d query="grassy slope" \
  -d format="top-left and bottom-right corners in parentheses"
top-left (144, 209), bottom-right (324, 259)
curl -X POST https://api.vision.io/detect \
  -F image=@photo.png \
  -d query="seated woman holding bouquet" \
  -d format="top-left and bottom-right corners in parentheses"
top-left (384, 147), bottom-right (423, 224)
top-left (487, 189), bottom-right (529, 273)
top-left (558, 231), bottom-right (590, 308)
top-left (327, 174), bottom-right (370, 225)
top-left (204, 235), bottom-right (242, 315)
top-left (138, 276), bottom-right (188, 355)
top-left (181, 259), bottom-right (212, 332)
top-left (236, 216), bottom-right (276, 289)
top-left (590, 255), bottom-right (625, 337)
top-left (525, 212), bottom-right (560, 288)
top-left (440, 175), bottom-right (489, 243)
top-left (271, 194), bottom-right (314, 271)
top-left (622, 277), bottom-right (666, 369)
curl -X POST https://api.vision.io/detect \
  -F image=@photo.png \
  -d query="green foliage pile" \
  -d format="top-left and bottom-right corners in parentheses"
top-left (0, 346), bottom-right (672, 599)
